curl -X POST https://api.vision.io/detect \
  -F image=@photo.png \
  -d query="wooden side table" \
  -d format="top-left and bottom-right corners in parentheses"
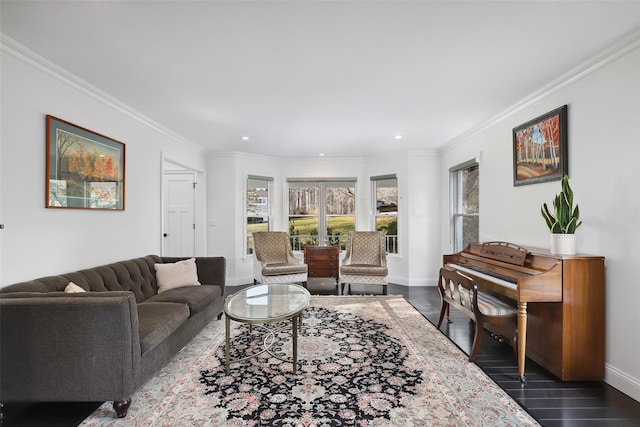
top-left (303, 245), bottom-right (340, 285)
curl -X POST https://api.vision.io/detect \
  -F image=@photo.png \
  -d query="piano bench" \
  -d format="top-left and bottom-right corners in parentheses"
top-left (437, 267), bottom-right (517, 362)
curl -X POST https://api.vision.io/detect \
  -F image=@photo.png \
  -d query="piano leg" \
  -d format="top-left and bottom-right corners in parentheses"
top-left (517, 301), bottom-right (528, 382)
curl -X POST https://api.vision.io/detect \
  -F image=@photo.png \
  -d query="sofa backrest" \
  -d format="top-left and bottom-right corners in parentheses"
top-left (0, 255), bottom-right (163, 303)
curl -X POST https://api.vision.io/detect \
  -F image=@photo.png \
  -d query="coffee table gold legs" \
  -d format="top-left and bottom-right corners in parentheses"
top-left (225, 315), bottom-right (231, 373)
top-left (292, 316), bottom-right (298, 373)
top-left (225, 314), bottom-right (304, 374)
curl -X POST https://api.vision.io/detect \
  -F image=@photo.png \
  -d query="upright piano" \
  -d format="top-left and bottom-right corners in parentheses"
top-left (443, 241), bottom-right (605, 381)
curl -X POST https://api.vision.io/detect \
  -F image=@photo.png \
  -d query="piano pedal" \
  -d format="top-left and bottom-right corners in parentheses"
top-left (490, 332), bottom-right (510, 344)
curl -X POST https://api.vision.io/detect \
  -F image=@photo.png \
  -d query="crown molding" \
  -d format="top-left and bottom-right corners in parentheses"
top-left (440, 29), bottom-right (640, 153)
top-left (207, 150), bottom-right (276, 162)
top-left (1, 33), bottom-right (206, 155)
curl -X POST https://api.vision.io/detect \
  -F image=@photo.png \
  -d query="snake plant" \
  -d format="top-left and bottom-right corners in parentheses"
top-left (541, 175), bottom-right (582, 234)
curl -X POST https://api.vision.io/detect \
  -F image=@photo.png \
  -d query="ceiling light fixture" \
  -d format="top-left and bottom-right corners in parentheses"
top-left (241, 136), bottom-right (250, 141)
top-left (394, 135), bottom-right (403, 140)
top-left (319, 153), bottom-right (325, 157)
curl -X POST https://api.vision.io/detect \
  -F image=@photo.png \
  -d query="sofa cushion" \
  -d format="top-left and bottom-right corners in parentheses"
top-left (62, 256), bottom-right (161, 302)
top-left (154, 258), bottom-right (201, 294)
top-left (64, 282), bottom-right (86, 293)
top-left (145, 285), bottom-right (222, 314)
top-left (136, 302), bottom-right (190, 354)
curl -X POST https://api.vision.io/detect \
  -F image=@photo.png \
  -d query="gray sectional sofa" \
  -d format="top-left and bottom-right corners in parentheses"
top-left (0, 255), bottom-right (226, 418)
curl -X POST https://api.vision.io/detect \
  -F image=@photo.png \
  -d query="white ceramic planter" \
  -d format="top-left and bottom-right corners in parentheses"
top-left (550, 233), bottom-right (576, 255)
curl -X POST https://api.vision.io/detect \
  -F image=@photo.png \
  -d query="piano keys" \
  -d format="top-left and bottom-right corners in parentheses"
top-left (443, 241), bottom-right (605, 381)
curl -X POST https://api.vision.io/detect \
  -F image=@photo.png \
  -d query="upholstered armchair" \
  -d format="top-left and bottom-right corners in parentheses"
top-left (252, 231), bottom-right (308, 285)
top-left (340, 231), bottom-right (388, 295)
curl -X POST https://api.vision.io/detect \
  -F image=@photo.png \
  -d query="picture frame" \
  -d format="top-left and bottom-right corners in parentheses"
top-left (46, 115), bottom-right (125, 210)
top-left (513, 105), bottom-right (567, 186)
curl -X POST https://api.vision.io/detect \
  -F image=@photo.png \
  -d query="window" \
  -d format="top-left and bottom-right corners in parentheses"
top-left (371, 175), bottom-right (398, 254)
top-left (288, 179), bottom-right (356, 250)
top-left (246, 175), bottom-right (273, 254)
top-left (450, 160), bottom-right (479, 252)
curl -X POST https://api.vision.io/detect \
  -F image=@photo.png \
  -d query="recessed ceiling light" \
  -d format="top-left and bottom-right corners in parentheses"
top-left (241, 136), bottom-right (250, 141)
top-left (319, 153), bottom-right (325, 157)
top-left (394, 135), bottom-right (403, 140)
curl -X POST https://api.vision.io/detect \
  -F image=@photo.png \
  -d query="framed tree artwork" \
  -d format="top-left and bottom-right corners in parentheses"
top-left (513, 105), bottom-right (568, 186)
top-left (46, 115), bottom-right (125, 210)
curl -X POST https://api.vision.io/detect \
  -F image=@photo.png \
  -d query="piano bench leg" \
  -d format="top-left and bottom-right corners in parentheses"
top-left (468, 320), bottom-right (483, 362)
top-left (437, 302), bottom-right (449, 328)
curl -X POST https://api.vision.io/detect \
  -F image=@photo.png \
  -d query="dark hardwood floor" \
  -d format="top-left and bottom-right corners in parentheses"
top-left (391, 282), bottom-right (640, 427)
top-left (3, 280), bottom-right (640, 426)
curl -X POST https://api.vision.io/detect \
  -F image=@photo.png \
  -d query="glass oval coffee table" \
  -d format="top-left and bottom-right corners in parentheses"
top-left (224, 283), bottom-right (311, 373)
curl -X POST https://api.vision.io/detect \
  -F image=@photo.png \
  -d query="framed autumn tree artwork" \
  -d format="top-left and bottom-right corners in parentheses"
top-left (513, 105), bottom-right (568, 186)
top-left (46, 115), bottom-right (125, 210)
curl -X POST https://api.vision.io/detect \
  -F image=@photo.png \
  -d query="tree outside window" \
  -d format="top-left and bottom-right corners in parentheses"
top-left (288, 180), bottom-right (356, 250)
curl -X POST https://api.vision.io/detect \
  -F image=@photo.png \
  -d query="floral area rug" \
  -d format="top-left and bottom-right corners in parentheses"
top-left (81, 296), bottom-right (539, 426)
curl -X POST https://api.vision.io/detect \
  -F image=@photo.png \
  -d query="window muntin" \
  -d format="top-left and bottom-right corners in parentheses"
top-left (288, 179), bottom-right (356, 250)
top-left (372, 175), bottom-right (398, 254)
top-left (451, 162), bottom-right (479, 252)
top-left (246, 176), bottom-right (272, 254)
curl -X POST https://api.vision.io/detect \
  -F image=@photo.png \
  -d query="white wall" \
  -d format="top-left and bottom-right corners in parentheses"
top-left (365, 151), bottom-right (442, 286)
top-left (407, 152), bottom-right (441, 286)
top-left (439, 44), bottom-right (640, 401)
top-left (0, 40), bottom-right (207, 284)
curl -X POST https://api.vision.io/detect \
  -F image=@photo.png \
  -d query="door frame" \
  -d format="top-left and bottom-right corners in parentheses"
top-left (161, 155), bottom-right (206, 256)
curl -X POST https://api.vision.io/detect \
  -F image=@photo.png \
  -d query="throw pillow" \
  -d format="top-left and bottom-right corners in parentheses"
top-left (154, 258), bottom-right (201, 294)
top-left (64, 282), bottom-right (86, 293)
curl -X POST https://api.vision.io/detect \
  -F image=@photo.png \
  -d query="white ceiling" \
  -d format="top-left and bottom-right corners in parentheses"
top-left (2, 1), bottom-right (639, 158)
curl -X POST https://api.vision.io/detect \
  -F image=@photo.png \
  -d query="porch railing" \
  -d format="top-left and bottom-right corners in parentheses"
top-left (248, 234), bottom-right (398, 254)
top-left (290, 234), bottom-right (398, 254)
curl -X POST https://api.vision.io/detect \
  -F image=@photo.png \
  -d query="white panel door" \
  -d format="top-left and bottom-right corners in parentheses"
top-left (163, 173), bottom-right (195, 257)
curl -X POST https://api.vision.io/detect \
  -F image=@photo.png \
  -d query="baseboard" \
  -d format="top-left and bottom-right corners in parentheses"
top-left (605, 363), bottom-right (640, 403)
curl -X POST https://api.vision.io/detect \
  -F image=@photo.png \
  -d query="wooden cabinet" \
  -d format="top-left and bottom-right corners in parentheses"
top-left (304, 245), bottom-right (340, 284)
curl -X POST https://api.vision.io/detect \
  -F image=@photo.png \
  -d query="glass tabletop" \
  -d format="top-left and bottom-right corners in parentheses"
top-left (225, 283), bottom-right (311, 322)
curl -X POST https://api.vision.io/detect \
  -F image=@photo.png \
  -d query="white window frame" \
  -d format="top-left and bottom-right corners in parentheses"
top-left (450, 159), bottom-right (479, 252)
top-left (371, 174), bottom-right (398, 254)
top-left (245, 175), bottom-right (273, 255)
top-left (287, 178), bottom-right (356, 250)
